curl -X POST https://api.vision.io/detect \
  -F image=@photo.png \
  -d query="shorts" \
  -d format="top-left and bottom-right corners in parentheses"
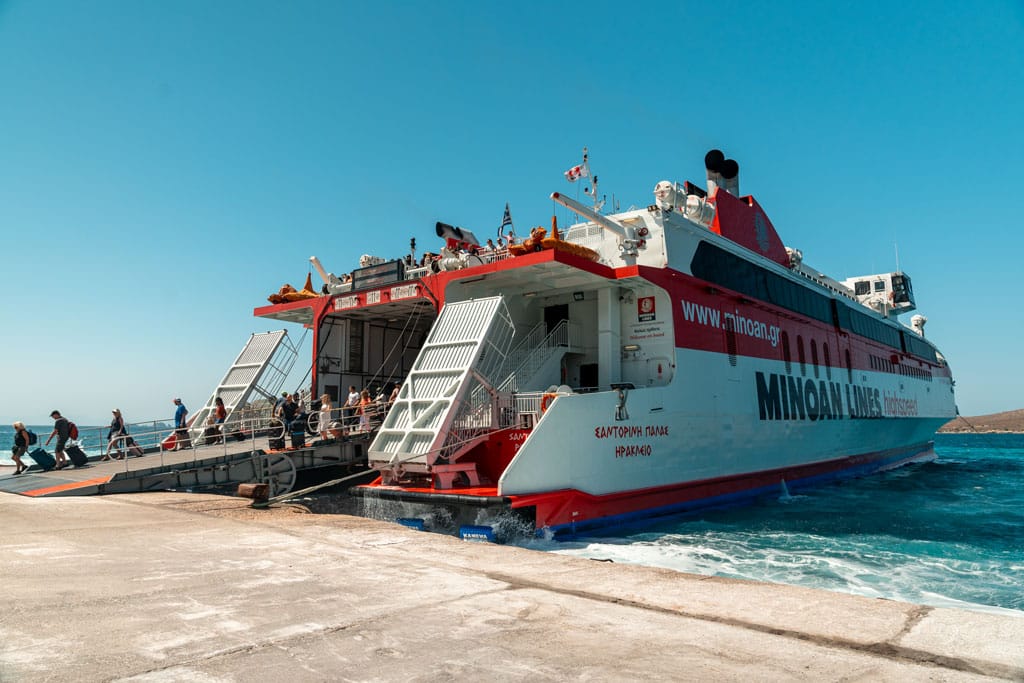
top-left (56, 437), bottom-right (68, 452)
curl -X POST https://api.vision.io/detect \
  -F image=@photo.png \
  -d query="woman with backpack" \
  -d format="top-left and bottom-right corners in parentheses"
top-left (10, 421), bottom-right (32, 475)
top-left (104, 409), bottom-right (128, 460)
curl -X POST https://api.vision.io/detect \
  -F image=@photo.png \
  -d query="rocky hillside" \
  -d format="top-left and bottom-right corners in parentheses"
top-left (939, 408), bottom-right (1024, 433)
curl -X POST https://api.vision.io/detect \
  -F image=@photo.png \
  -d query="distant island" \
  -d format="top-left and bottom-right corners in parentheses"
top-left (939, 408), bottom-right (1024, 434)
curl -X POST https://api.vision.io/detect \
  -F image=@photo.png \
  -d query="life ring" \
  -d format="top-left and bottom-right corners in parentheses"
top-left (540, 393), bottom-right (557, 413)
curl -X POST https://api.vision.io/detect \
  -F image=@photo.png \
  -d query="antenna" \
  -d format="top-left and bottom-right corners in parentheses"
top-left (894, 241), bottom-right (900, 272)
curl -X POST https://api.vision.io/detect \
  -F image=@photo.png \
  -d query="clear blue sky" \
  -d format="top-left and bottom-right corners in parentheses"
top-left (2, 1), bottom-right (1022, 426)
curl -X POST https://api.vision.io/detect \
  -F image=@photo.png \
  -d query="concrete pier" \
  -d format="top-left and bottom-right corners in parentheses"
top-left (1, 493), bottom-right (1021, 681)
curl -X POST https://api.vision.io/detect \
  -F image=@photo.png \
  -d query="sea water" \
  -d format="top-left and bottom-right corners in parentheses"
top-left (3, 427), bottom-right (1021, 615)
top-left (533, 433), bottom-right (1024, 616)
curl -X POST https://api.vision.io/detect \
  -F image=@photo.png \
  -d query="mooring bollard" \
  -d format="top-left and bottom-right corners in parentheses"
top-left (237, 482), bottom-right (270, 502)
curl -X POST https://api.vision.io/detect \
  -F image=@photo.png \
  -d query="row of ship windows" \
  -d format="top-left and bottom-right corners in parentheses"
top-left (869, 354), bottom-right (934, 381)
top-left (691, 241), bottom-right (940, 365)
top-left (767, 334), bottom-right (933, 383)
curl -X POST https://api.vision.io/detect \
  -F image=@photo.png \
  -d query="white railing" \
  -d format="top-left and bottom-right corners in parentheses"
top-left (498, 319), bottom-right (580, 392)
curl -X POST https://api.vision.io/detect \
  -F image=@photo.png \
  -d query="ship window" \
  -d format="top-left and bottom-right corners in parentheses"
top-left (823, 343), bottom-right (832, 380)
top-left (845, 349), bottom-right (853, 383)
top-left (874, 280), bottom-right (886, 292)
top-left (347, 322), bottom-right (364, 372)
top-left (810, 340), bottom-right (819, 378)
top-left (781, 331), bottom-right (791, 373)
top-left (855, 281), bottom-right (870, 296)
top-left (797, 335), bottom-right (806, 376)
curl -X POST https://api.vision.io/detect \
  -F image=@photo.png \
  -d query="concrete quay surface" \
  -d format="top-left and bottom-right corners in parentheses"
top-left (0, 493), bottom-right (1021, 682)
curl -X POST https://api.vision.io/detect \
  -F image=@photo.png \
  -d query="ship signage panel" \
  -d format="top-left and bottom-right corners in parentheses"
top-left (352, 259), bottom-right (405, 290)
top-left (391, 284), bottom-right (419, 300)
top-left (335, 296), bottom-right (360, 310)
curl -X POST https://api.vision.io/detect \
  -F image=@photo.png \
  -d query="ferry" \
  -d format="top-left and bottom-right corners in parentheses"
top-left (255, 149), bottom-right (956, 536)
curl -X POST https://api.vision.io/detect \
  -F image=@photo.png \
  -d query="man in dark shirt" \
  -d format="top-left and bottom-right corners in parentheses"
top-left (281, 394), bottom-right (298, 432)
top-left (45, 410), bottom-right (70, 469)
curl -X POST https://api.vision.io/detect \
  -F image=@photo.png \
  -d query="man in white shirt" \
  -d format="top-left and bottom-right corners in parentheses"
top-left (344, 386), bottom-right (360, 428)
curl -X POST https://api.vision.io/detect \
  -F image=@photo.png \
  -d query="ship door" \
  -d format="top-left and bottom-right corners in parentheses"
top-left (545, 304), bottom-right (569, 333)
top-left (580, 363), bottom-right (599, 391)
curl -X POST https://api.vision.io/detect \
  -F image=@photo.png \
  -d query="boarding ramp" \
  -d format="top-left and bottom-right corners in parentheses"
top-left (0, 415), bottom-right (371, 500)
top-left (368, 296), bottom-right (514, 481)
top-left (187, 330), bottom-right (300, 441)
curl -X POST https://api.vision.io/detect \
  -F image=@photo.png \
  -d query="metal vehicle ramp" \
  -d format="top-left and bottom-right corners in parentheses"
top-left (368, 296), bottom-right (515, 482)
top-left (186, 330), bottom-right (300, 441)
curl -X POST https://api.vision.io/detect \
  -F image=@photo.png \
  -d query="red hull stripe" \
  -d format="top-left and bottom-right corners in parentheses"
top-left (508, 441), bottom-right (934, 533)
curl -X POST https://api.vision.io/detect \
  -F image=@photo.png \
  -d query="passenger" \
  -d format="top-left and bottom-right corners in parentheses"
top-left (318, 393), bottom-right (333, 440)
top-left (202, 415), bottom-right (220, 445)
top-left (344, 386), bottom-right (359, 429)
top-left (172, 398), bottom-right (190, 451)
top-left (357, 389), bottom-right (372, 432)
top-left (10, 421), bottom-right (30, 475)
top-left (213, 396), bottom-right (228, 443)
top-left (273, 392), bottom-right (289, 435)
top-left (104, 408), bottom-right (128, 460)
top-left (485, 238), bottom-right (496, 252)
top-left (214, 397), bottom-right (227, 424)
top-left (279, 393), bottom-right (299, 433)
top-left (44, 410), bottom-right (71, 469)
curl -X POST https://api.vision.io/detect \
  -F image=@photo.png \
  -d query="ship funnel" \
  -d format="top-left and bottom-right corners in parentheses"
top-left (705, 149), bottom-right (740, 196)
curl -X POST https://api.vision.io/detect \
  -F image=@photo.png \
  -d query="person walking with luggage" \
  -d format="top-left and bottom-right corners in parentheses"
top-left (172, 398), bottom-right (189, 451)
top-left (44, 410), bottom-right (71, 469)
top-left (10, 421), bottom-right (31, 475)
top-left (104, 409), bottom-right (128, 460)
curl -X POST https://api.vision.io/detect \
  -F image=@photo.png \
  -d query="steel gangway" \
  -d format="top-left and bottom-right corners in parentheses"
top-left (185, 330), bottom-right (300, 443)
top-left (368, 296), bottom-right (516, 485)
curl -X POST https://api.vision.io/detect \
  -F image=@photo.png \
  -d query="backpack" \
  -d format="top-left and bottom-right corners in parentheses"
top-left (68, 421), bottom-right (79, 440)
top-left (27, 429), bottom-right (38, 445)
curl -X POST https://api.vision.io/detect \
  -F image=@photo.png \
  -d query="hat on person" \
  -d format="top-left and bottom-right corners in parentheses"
top-left (173, 398), bottom-right (181, 403)
top-left (282, 391), bottom-right (289, 397)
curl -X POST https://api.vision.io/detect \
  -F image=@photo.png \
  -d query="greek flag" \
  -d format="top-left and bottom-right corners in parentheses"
top-left (499, 202), bottom-right (513, 236)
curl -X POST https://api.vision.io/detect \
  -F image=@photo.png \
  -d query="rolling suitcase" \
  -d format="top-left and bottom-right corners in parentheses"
top-left (290, 430), bottom-right (305, 448)
top-left (66, 444), bottom-right (89, 468)
top-left (268, 436), bottom-right (286, 450)
top-left (28, 448), bottom-right (56, 471)
top-left (128, 442), bottom-right (145, 457)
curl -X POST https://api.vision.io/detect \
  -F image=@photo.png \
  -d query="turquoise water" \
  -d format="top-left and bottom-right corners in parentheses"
top-left (539, 433), bottom-right (1024, 616)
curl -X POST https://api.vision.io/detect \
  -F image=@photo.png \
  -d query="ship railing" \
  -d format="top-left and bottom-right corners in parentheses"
top-left (497, 320), bottom-right (580, 393)
top-left (306, 403), bottom-right (390, 437)
top-left (400, 248), bottom-right (514, 280)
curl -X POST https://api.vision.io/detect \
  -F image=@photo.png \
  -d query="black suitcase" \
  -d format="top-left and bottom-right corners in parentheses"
top-left (290, 431), bottom-right (305, 448)
top-left (268, 437), bottom-right (286, 450)
top-left (66, 444), bottom-right (89, 467)
top-left (27, 448), bottom-right (56, 471)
